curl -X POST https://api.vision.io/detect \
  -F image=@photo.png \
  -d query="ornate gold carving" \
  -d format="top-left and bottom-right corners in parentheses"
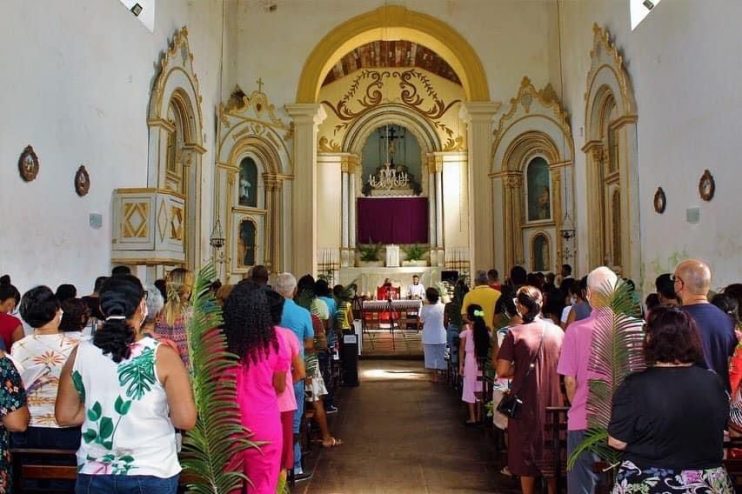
top-left (170, 206), bottom-right (184, 241)
top-left (150, 27), bottom-right (204, 135)
top-left (442, 136), bottom-right (466, 152)
top-left (504, 175), bottom-right (523, 189)
top-left (122, 202), bottom-right (149, 239)
top-left (320, 69), bottom-right (461, 137)
top-left (319, 136), bottom-right (341, 153)
top-left (222, 86), bottom-right (288, 130)
top-left (157, 201), bottom-right (168, 242)
top-left (584, 24), bottom-right (636, 115)
top-left (493, 76), bottom-right (572, 158)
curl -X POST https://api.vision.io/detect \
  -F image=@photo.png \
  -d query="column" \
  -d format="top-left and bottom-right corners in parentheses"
top-left (341, 167), bottom-right (349, 249)
top-left (435, 164), bottom-right (444, 249)
top-left (460, 102), bottom-right (501, 272)
top-left (348, 157), bottom-right (358, 249)
top-left (582, 141), bottom-right (604, 270)
top-left (285, 104), bottom-right (326, 276)
top-left (340, 156), bottom-right (352, 267)
top-left (427, 159), bottom-right (436, 249)
top-left (263, 175), bottom-right (283, 272)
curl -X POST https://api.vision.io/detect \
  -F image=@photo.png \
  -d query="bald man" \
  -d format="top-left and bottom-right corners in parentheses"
top-left (674, 259), bottom-right (736, 392)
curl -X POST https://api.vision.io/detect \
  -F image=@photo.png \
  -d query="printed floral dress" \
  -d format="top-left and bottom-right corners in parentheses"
top-left (0, 355), bottom-right (27, 493)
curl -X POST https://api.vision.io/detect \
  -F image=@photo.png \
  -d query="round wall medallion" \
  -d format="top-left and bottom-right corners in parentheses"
top-left (653, 187), bottom-right (666, 214)
top-left (698, 169), bottom-right (715, 201)
top-left (18, 145), bottom-right (39, 182)
top-left (75, 165), bottom-right (90, 197)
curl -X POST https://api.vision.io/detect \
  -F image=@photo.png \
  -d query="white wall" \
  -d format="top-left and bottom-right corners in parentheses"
top-left (0, 0), bottom-right (225, 295)
top-left (559, 0), bottom-right (742, 291)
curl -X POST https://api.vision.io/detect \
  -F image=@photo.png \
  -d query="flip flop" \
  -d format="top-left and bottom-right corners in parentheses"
top-left (322, 437), bottom-right (343, 448)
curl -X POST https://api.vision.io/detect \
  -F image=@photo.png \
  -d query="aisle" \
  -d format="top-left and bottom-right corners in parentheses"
top-left (297, 359), bottom-right (518, 493)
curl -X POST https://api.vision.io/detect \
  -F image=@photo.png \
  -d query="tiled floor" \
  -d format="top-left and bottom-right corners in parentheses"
top-left (296, 359), bottom-right (519, 493)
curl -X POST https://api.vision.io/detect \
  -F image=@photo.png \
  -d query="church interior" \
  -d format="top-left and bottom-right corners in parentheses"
top-left (1, 0), bottom-right (742, 493)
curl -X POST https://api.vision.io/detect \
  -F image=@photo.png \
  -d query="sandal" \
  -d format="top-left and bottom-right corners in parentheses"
top-left (322, 437), bottom-right (343, 448)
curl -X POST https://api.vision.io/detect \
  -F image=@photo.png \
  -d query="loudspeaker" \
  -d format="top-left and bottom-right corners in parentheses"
top-left (441, 270), bottom-right (459, 283)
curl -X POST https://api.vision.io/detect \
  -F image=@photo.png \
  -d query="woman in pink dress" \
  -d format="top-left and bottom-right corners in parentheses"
top-left (223, 281), bottom-right (291, 494)
top-left (459, 304), bottom-right (490, 424)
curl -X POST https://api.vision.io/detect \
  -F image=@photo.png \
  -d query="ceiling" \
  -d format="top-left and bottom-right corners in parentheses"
top-left (322, 40), bottom-right (462, 87)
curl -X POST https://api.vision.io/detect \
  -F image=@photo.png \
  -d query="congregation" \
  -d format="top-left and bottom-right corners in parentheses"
top-left (0, 257), bottom-right (739, 493)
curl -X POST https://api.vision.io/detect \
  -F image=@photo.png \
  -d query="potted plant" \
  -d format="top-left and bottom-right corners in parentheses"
top-left (357, 242), bottom-right (384, 267)
top-left (401, 244), bottom-right (428, 267)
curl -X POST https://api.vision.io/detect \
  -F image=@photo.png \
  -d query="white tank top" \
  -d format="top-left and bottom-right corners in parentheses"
top-left (73, 337), bottom-right (180, 477)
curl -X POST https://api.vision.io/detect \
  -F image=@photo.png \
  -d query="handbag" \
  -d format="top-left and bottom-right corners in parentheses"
top-left (496, 324), bottom-right (545, 419)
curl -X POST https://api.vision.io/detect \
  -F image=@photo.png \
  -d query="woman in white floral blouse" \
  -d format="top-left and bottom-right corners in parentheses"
top-left (12, 285), bottom-right (80, 450)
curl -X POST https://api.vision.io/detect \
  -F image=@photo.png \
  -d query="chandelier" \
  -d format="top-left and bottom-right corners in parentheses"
top-left (368, 124), bottom-right (410, 190)
top-left (369, 162), bottom-right (409, 190)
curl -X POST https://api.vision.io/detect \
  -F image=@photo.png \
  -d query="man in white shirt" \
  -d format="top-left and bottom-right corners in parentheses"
top-left (407, 275), bottom-right (425, 299)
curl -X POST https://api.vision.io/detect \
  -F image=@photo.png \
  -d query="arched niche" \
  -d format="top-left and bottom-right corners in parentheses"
top-left (146, 27), bottom-right (206, 270)
top-left (215, 88), bottom-right (291, 280)
top-left (491, 77), bottom-right (574, 272)
top-left (582, 24), bottom-right (639, 280)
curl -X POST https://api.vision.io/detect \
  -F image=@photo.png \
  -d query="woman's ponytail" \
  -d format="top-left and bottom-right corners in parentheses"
top-left (95, 275), bottom-right (143, 363)
top-left (467, 304), bottom-right (490, 360)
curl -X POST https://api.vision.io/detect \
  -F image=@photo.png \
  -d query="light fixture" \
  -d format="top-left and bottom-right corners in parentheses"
top-left (368, 125), bottom-right (409, 191)
top-left (130, 3), bottom-right (143, 16)
top-left (642, 0), bottom-right (655, 10)
top-left (209, 219), bottom-right (225, 249)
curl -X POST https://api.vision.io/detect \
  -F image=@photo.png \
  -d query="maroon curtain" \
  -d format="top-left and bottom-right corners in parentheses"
top-left (357, 198), bottom-right (428, 244)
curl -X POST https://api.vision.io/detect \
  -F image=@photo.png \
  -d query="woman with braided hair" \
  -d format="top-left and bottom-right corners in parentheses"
top-left (223, 281), bottom-right (291, 493)
top-left (55, 274), bottom-right (195, 493)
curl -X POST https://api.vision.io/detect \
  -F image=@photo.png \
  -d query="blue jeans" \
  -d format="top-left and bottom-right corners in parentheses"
top-left (567, 430), bottom-right (599, 494)
top-left (293, 380), bottom-right (305, 472)
top-left (75, 474), bottom-right (179, 494)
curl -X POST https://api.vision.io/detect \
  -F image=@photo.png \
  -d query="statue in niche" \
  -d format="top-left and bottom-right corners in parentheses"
top-left (239, 157), bottom-right (258, 207)
top-left (533, 234), bottom-right (550, 272)
top-left (238, 219), bottom-right (256, 267)
top-left (527, 157), bottom-right (551, 221)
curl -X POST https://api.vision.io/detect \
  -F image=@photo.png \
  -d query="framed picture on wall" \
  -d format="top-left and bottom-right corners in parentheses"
top-left (698, 170), bottom-right (715, 201)
top-left (18, 145), bottom-right (39, 182)
top-left (653, 187), bottom-right (666, 214)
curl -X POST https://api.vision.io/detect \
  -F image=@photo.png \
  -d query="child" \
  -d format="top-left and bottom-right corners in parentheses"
top-left (459, 304), bottom-right (490, 425)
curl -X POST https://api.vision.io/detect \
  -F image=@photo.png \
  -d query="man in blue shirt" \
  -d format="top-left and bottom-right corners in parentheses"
top-left (674, 259), bottom-right (736, 392)
top-left (276, 272), bottom-right (314, 481)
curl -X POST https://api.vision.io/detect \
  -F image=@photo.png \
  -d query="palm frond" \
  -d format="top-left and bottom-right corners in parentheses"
top-left (569, 278), bottom-right (646, 467)
top-left (181, 263), bottom-right (257, 494)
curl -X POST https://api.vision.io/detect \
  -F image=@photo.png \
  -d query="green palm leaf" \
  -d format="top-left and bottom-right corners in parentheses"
top-left (568, 279), bottom-right (646, 468)
top-left (181, 263), bottom-right (258, 493)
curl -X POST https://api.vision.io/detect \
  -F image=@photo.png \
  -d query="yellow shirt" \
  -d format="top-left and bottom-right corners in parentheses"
top-left (461, 285), bottom-right (502, 330)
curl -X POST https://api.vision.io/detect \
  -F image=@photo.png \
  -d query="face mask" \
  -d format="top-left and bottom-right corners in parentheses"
top-left (141, 301), bottom-right (149, 323)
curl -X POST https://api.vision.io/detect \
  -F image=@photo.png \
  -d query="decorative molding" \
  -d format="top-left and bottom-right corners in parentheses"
top-left (584, 24), bottom-right (637, 116)
top-left (319, 136), bottom-right (342, 153)
top-left (221, 86), bottom-right (289, 130)
top-left (321, 69), bottom-right (461, 138)
top-left (492, 76), bottom-right (573, 168)
top-left (149, 27), bottom-right (204, 142)
top-left (296, 5), bottom-right (490, 103)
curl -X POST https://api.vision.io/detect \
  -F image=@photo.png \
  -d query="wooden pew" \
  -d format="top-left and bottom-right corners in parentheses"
top-left (11, 448), bottom-right (201, 493)
top-left (11, 448), bottom-right (77, 494)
